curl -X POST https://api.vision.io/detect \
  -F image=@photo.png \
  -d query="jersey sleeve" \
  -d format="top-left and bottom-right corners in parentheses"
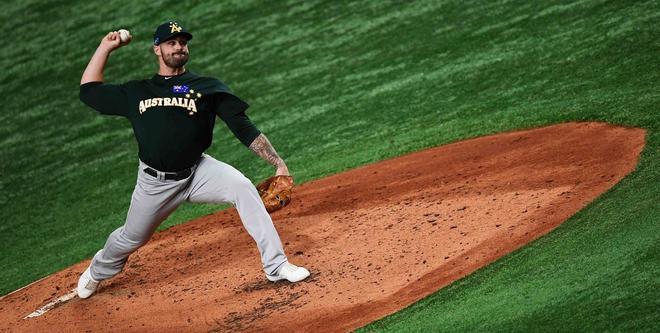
top-left (215, 94), bottom-right (261, 146)
top-left (79, 81), bottom-right (130, 117)
top-left (213, 92), bottom-right (250, 117)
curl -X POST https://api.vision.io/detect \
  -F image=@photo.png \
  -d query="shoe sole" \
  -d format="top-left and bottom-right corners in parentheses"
top-left (266, 274), bottom-right (285, 282)
top-left (266, 271), bottom-right (310, 283)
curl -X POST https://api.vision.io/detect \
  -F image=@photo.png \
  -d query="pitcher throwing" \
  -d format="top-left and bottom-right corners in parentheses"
top-left (76, 21), bottom-right (309, 299)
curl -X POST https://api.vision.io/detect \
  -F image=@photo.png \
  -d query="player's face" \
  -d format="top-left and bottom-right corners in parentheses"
top-left (157, 37), bottom-right (189, 68)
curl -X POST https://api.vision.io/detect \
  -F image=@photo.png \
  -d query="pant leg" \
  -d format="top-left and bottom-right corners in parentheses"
top-left (90, 162), bottom-right (190, 280)
top-left (183, 154), bottom-right (287, 275)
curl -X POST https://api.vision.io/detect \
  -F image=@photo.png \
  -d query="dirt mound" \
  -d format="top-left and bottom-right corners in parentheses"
top-left (0, 122), bottom-right (645, 332)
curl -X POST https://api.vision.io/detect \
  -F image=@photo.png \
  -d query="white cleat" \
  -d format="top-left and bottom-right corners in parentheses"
top-left (266, 262), bottom-right (310, 283)
top-left (77, 267), bottom-right (100, 299)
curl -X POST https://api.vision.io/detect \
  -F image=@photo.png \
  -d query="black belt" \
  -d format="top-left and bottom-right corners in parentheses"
top-left (143, 166), bottom-right (193, 181)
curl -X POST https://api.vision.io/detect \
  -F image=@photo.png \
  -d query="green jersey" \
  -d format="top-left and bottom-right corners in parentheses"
top-left (80, 71), bottom-right (259, 171)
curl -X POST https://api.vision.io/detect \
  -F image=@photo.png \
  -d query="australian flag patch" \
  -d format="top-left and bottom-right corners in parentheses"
top-left (172, 85), bottom-right (190, 93)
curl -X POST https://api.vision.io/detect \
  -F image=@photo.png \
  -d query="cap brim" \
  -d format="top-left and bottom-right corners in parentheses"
top-left (162, 32), bottom-right (193, 43)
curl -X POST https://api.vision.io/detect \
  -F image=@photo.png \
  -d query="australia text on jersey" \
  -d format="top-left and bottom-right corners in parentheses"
top-left (138, 97), bottom-right (198, 115)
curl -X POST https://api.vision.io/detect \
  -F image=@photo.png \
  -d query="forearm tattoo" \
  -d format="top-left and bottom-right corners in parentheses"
top-left (249, 134), bottom-right (285, 168)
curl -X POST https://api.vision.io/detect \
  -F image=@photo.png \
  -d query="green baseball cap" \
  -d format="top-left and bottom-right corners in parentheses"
top-left (153, 21), bottom-right (193, 45)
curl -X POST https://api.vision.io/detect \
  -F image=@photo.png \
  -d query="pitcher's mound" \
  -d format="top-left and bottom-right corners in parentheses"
top-left (1, 122), bottom-right (646, 332)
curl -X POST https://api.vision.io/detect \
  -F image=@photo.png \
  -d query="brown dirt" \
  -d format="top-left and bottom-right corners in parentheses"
top-left (0, 122), bottom-right (646, 333)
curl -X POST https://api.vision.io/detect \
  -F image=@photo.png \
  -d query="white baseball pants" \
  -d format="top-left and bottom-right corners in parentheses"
top-left (89, 154), bottom-right (288, 280)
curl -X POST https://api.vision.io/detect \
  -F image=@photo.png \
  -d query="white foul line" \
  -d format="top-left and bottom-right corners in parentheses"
top-left (23, 289), bottom-right (78, 319)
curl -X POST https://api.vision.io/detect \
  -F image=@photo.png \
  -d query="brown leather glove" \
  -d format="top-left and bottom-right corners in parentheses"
top-left (256, 175), bottom-right (294, 213)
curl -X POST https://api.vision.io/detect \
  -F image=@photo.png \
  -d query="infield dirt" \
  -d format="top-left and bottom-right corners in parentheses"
top-left (0, 122), bottom-right (645, 332)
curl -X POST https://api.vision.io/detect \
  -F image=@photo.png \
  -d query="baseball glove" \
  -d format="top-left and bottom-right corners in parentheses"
top-left (256, 175), bottom-right (294, 213)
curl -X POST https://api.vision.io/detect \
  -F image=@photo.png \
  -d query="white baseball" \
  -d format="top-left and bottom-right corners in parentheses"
top-left (118, 29), bottom-right (130, 43)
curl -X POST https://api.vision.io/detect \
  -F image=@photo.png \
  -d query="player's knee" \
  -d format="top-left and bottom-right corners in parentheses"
top-left (239, 176), bottom-right (257, 191)
top-left (231, 176), bottom-right (258, 198)
top-left (118, 229), bottom-right (149, 249)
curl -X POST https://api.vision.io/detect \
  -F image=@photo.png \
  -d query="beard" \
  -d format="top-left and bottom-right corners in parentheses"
top-left (162, 51), bottom-right (189, 68)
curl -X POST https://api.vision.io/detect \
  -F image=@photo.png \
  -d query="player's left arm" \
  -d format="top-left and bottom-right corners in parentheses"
top-left (215, 94), bottom-right (289, 176)
top-left (248, 134), bottom-right (289, 176)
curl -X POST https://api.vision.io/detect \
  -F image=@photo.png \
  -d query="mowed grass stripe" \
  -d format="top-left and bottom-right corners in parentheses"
top-left (1, 0), bottom-right (658, 331)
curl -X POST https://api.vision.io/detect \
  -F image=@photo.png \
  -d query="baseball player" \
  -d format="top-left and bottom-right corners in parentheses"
top-left (76, 21), bottom-right (310, 299)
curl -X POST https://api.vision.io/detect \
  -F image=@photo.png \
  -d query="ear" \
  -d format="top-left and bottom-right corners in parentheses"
top-left (153, 45), bottom-right (160, 56)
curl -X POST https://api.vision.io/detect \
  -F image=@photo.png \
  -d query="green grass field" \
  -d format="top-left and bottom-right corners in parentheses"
top-left (1, 0), bottom-right (658, 331)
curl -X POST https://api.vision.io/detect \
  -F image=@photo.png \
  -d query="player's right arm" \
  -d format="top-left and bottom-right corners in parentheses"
top-left (81, 31), bottom-right (130, 84)
top-left (79, 31), bottom-right (132, 116)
